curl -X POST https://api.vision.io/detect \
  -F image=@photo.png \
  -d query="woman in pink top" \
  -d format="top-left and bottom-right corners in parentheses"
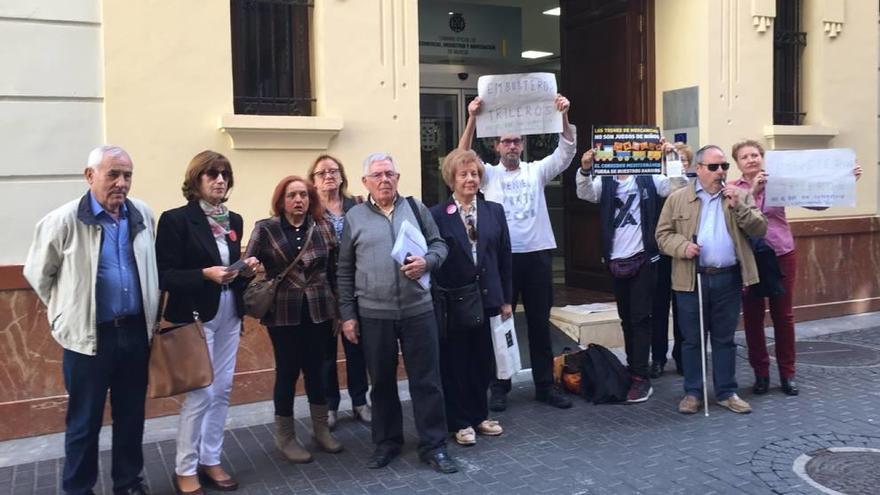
top-left (731, 140), bottom-right (861, 396)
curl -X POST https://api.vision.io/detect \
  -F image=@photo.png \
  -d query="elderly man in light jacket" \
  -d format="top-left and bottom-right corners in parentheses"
top-left (24, 145), bottom-right (159, 495)
top-left (655, 144), bottom-right (767, 416)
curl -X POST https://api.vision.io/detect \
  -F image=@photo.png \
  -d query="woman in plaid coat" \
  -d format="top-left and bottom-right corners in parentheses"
top-left (245, 175), bottom-right (342, 463)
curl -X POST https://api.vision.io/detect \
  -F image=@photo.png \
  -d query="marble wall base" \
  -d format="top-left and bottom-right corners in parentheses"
top-left (1, 215), bottom-right (876, 440)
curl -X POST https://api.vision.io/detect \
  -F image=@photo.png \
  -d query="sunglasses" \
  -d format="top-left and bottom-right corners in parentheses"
top-left (703, 162), bottom-right (730, 172)
top-left (465, 214), bottom-right (478, 242)
top-left (204, 168), bottom-right (232, 180)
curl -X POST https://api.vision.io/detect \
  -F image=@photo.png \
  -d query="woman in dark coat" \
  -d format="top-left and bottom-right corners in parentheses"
top-left (308, 155), bottom-right (371, 429)
top-left (156, 150), bottom-right (258, 494)
top-left (429, 148), bottom-right (513, 446)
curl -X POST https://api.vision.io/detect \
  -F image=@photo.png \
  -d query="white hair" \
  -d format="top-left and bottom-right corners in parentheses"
top-left (87, 145), bottom-right (130, 169)
top-left (362, 152), bottom-right (397, 175)
top-left (694, 144), bottom-right (724, 165)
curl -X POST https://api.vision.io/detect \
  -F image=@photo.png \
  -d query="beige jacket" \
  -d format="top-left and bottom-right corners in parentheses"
top-left (23, 194), bottom-right (159, 355)
top-left (655, 180), bottom-right (767, 292)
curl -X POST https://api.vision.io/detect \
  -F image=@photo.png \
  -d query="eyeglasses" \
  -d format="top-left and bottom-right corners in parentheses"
top-left (465, 214), bottom-right (478, 242)
top-left (366, 171), bottom-right (399, 180)
top-left (313, 169), bottom-right (340, 178)
top-left (499, 138), bottom-right (523, 146)
top-left (703, 162), bottom-right (730, 172)
top-left (204, 168), bottom-right (231, 180)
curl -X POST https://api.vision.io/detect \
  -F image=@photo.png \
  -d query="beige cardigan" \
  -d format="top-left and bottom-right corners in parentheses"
top-left (655, 180), bottom-right (768, 292)
top-left (24, 194), bottom-right (159, 355)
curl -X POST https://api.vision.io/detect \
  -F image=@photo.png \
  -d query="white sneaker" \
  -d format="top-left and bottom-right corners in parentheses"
top-left (455, 427), bottom-right (476, 446)
top-left (476, 419), bottom-right (503, 436)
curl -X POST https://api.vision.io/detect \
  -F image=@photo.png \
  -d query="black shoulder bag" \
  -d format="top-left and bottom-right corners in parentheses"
top-left (406, 197), bottom-right (484, 334)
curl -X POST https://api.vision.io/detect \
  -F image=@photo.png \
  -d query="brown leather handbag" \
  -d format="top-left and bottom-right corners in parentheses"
top-left (147, 293), bottom-right (213, 398)
top-left (243, 224), bottom-right (314, 319)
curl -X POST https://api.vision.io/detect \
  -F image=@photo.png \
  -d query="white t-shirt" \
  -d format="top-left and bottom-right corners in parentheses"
top-left (481, 128), bottom-right (577, 253)
top-left (575, 172), bottom-right (681, 260)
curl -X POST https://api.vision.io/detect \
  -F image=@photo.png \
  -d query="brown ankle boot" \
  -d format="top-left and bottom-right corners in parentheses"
top-left (274, 415), bottom-right (313, 463)
top-left (310, 404), bottom-right (343, 453)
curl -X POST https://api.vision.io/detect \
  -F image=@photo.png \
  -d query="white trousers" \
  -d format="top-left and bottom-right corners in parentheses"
top-left (175, 290), bottom-right (241, 475)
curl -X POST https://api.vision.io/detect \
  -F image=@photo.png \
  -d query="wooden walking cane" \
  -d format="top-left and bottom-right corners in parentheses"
top-left (693, 235), bottom-right (710, 417)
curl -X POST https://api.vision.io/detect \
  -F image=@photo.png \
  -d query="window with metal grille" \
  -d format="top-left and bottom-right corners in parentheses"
top-left (231, 0), bottom-right (313, 116)
top-left (773, 0), bottom-right (806, 125)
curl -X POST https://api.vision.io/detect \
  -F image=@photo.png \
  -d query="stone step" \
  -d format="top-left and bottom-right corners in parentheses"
top-left (550, 304), bottom-right (673, 348)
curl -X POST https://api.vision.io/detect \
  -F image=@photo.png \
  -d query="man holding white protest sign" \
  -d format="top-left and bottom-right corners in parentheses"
top-left (731, 140), bottom-right (862, 397)
top-left (459, 72), bottom-right (575, 412)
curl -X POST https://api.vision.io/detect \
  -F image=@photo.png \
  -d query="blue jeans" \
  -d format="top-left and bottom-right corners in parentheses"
top-left (62, 321), bottom-right (149, 494)
top-left (675, 270), bottom-right (742, 401)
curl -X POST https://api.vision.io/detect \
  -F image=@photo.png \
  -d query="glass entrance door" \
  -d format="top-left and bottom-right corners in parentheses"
top-left (419, 91), bottom-right (459, 207)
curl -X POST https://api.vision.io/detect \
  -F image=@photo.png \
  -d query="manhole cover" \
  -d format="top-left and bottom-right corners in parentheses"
top-left (768, 341), bottom-right (880, 367)
top-left (796, 448), bottom-right (880, 494)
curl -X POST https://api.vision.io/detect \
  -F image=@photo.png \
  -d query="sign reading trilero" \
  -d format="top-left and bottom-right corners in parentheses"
top-left (764, 148), bottom-right (856, 207)
top-left (476, 72), bottom-right (561, 138)
top-left (591, 125), bottom-right (663, 175)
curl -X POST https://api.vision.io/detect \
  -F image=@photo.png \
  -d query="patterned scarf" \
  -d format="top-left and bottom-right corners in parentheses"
top-left (200, 200), bottom-right (230, 239)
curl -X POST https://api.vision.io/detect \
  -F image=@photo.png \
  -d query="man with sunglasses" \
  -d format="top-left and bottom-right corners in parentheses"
top-left (459, 94), bottom-right (576, 411)
top-left (655, 145), bottom-right (767, 415)
top-left (575, 147), bottom-right (686, 403)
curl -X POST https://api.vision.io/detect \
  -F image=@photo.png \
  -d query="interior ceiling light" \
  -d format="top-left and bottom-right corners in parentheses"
top-left (521, 50), bottom-right (554, 59)
top-left (542, 7), bottom-right (561, 16)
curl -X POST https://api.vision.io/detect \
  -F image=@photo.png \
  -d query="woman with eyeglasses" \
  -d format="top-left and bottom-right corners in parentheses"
top-left (156, 151), bottom-right (259, 495)
top-left (244, 175), bottom-right (343, 463)
top-left (731, 140), bottom-right (862, 397)
top-left (306, 155), bottom-right (372, 429)
top-left (429, 148), bottom-right (512, 446)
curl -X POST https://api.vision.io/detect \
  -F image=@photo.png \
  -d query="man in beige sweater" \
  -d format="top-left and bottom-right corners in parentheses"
top-left (655, 144), bottom-right (767, 415)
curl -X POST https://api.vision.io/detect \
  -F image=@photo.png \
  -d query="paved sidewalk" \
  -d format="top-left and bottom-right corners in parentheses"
top-left (2, 312), bottom-right (879, 494)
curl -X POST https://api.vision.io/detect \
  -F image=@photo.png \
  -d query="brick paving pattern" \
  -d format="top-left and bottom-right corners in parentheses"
top-left (3, 326), bottom-right (879, 494)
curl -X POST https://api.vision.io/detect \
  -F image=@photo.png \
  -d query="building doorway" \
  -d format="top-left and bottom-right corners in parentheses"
top-left (417, 0), bottom-right (654, 292)
top-left (417, 1), bottom-right (566, 281)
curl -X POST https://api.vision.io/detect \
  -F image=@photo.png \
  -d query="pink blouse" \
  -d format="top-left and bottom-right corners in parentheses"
top-left (733, 177), bottom-right (795, 256)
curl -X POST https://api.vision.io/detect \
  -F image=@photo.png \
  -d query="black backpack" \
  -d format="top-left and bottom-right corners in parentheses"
top-left (580, 344), bottom-right (631, 404)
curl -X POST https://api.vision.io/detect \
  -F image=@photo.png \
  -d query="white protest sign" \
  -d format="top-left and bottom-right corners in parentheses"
top-left (476, 72), bottom-right (562, 138)
top-left (764, 148), bottom-right (856, 207)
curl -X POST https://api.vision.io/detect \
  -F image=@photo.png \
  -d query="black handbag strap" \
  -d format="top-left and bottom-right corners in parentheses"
top-left (406, 196), bottom-right (427, 237)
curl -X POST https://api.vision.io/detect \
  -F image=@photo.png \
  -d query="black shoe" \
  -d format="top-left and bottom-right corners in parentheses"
top-left (115, 483), bottom-right (150, 495)
top-left (649, 361), bottom-right (665, 379)
top-left (536, 386), bottom-right (572, 409)
top-left (421, 450), bottom-right (459, 474)
top-left (366, 446), bottom-right (400, 469)
top-left (781, 378), bottom-right (799, 396)
top-left (489, 391), bottom-right (507, 412)
top-left (753, 376), bottom-right (770, 395)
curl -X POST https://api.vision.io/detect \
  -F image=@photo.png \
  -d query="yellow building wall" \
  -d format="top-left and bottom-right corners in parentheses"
top-left (654, 0), bottom-right (710, 144)
top-left (102, 0), bottom-right (421, 233)
top-left (656, 0), bottom-right (877, 219)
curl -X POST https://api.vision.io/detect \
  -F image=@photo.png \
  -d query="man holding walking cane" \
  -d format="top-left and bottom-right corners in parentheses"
top-left (655, 145), bottom-right (767, 415)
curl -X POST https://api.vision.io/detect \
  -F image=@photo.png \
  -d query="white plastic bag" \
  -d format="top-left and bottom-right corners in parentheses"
top-left (490, 315), bottom-right (522, 380)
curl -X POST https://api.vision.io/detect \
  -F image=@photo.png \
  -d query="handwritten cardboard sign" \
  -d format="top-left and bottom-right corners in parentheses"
top-left (476, 72), bottom-right (562, 138)
top-left (764, 148), bottom-right (856, 207)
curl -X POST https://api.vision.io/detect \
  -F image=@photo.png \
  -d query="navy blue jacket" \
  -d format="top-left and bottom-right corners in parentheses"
top-left (430, 197), bottom-right (513, 315)
top-left (599, 176), bottom-right (661, 263)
